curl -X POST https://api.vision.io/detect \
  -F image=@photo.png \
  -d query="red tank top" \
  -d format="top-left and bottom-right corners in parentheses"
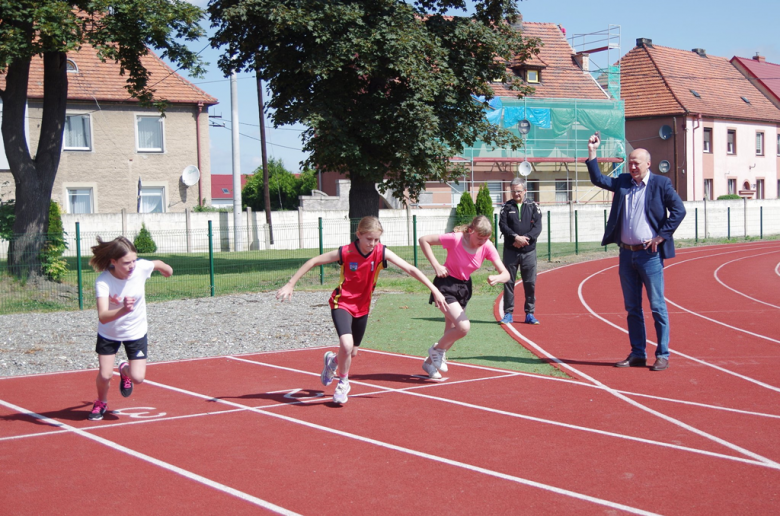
top-left (329, 241), bottom-right (387, 317)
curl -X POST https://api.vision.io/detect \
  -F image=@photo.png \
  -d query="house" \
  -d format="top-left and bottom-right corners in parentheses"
top-left (420, 21), bottom-right (625, 208)
top-left (0, 44), bottom-right (218, 213)
top-left (619, 39), bottom-right (780, 200)
top-left (211, 174), bottom-right (249, 209)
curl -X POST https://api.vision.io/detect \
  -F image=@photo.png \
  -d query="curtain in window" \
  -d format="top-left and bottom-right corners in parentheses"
top-left (68, 189), bottom-right (92, 213)
top-left (65, 115), bottom-right (90, 148)
top-left (137, 117), bottom-right (163, 150)
top-left (140, 188), bottom-right (164, 213)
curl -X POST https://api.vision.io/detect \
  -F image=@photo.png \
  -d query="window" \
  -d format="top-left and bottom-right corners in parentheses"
top-left (703, 128), bottom-right (712, 153)
top-left (450, 181), bottom-right (466, 208)
top-left (777, 134), bottom-right (780, 156)
top-left (526, 179), bottom-right (539, 203)
top-left (690, 89), bottom-right (701, 98)
top-left (728, 178), bottom-right (736, 195)
top-left (704, 179), bottom-right (713, 200)
top-left (727, 130), bottom-right (736, 155)
top-left (756, 132), bottom-right (764, 156)
top-left (526, 70), bottom-right (540, 83)
top-left (221, 188), bottom-right (230, 194)
top-left (139, 187), bottom-right (165, 213)
top-left (66, 60), bottom-right (78, 73)
top-left (486, 181), bottom-right (503, 205)
top-left (136, 116), bottom-right (164, 152)
top-left (67, 188), bottom-right (93, 213)
top-left (63, 114), bottom-right (91, 150)
top-left (756, 179), bottom-right (764, 200)
top-left (555, 180), bottom-right (571, 203)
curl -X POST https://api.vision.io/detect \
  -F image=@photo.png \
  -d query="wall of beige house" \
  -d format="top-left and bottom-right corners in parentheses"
top-left (0, 101), bottom-right (211, 213)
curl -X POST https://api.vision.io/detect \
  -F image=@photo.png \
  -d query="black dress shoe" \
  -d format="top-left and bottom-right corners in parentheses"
top-left (650, 357), bottom-right (669, 371)
top-left (615, 356), bottom-right (646, 368)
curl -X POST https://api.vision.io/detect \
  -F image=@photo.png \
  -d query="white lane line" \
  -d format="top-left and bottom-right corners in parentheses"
top-left (0, 398), bottom-right (300, 516)
top-left (713, 251), bottom-right (780, 310)
top-left (224, 356), bottom-right (776, 470)
top-left (139, 378), bottom-right (661, 515)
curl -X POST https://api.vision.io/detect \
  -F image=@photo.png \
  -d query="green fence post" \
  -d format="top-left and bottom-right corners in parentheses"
top-left (574, 210), bottom-right (579, 255)
top-left (604, 209), bottom-right (607, 252)
top-left (413, 215), bottom-right (418, 268)
top-left (208, 220), bottom-right (215, 296)
top-left (76, 222), bottom-right (83, 310)
top-left (727, 207), bottom-right (731, 240)
top-left (760, 206), bottom-right (763, 239)
top-left (319, 217), bottom-right (324, 285)
top-left (695, 208), bottom-right (698, 243)
top-left (547, 210), bottom-right (551, 262)
top-left (493, 213), bottom-right (498, 247)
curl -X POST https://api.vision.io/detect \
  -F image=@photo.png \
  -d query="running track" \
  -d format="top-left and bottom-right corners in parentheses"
top-left (1, 241), bottom-right (778, 514)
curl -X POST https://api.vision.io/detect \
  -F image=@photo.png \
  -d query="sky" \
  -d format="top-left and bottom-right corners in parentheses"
top-left (177, 0), bottom-right (780, 176)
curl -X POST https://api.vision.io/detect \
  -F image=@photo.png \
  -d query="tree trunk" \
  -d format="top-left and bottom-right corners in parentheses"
top-left (348, 175), bottom-right (380, 235)
top-left (2, 51), bottom-right (68, 279)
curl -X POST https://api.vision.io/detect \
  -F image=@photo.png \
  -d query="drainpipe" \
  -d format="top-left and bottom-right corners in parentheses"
top-left (672, 116), bottom-right (678, 191)
top-left (691, 113), bottom-right (701, 200)
top-left (196, 101), bottom-right (204, 206)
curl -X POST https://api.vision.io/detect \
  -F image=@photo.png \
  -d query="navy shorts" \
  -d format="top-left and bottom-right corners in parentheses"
top-left (430, 275), bottom-right (472, 309)
top-left (331, 309), bottom-right (369, 347)
top-left (95, 334), bottom-right (149, 360)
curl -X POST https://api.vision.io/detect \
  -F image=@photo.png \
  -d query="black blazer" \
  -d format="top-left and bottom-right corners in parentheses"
top-left (586, 158), bottom-right (686, 260)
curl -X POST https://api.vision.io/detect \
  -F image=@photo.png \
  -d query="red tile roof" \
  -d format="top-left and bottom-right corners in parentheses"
top-left (492, 22), bottom-right (609, 100)
top-left (620, 42), bottom-right (780, 122)
top-left (731, 55), bottom-right (780, 105)
top-left (211, 174), bottom-right (249, 199)
top-left (1, 44), bottom-right (217, 106)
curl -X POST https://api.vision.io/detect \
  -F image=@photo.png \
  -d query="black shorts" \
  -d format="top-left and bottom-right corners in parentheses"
top-left (331, 309), bottom-right (369, 347)
top-left (430, 275), bottom-right (472, 309)
top-left (96, 334), bottom-right (149, 360)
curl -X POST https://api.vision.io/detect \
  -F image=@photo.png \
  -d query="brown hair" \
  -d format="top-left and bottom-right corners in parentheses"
top-left (89, 236), bottom-right (137, 272)
top-left (454, 215), bottom-right (492, 237)
top-left (356, 216), bottom-right (383, 235)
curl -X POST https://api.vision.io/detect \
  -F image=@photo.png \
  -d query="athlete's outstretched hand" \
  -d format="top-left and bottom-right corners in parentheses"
top-left (276, 283), bottom-right (294, 302)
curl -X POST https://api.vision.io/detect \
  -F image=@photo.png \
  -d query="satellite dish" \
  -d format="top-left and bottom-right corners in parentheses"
top-left (659, 125), bottom-right (673, 140)
top-left (518, 119), bottom-right (531, 135)
top-left (658, 160), bottom-right (671, 173)
top-left (518, 161), bottom-right (532, 177)
top-left (181, 165), bottom-right (200, 186)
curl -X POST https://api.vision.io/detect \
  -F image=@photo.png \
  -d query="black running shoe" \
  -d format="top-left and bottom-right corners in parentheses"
top-left (88, 400), bottom-right (108, 421)
top-left (118, 361), bottom-right (133, 397)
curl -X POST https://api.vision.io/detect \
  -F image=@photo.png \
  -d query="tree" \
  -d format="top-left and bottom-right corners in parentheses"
top-left (0, 1), bottom-right (205, 278)
top-left (242, 159), bottom-right (317, 211)
top-left (209, 0), bottom-right (539, 221)
top-left (455, 188), bottom-right (477, 227)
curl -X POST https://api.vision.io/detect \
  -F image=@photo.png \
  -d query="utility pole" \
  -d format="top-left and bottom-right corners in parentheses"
top-left (230, 70), bottom-right (244, 252)
top-left (256, 68), bottom-right (274, 244)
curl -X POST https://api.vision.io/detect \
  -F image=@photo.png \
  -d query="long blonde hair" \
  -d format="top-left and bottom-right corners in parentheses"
top-left (454, 215), bottom-right (492, 237)
top-left (356, 216), bottom-right (383, 235)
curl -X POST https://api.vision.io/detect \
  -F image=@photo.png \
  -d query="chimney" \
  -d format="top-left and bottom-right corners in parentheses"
top-left (753, 53), bottom-right (766, 63)
top-left (692, 48), bottom-right (707, 57)
top-left (636, 38), bottom-right (653, 48)
top-left (574, 53), bottom-right (590, 72)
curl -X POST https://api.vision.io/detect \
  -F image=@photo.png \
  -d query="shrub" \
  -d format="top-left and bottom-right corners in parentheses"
top-left (717, 194), bottom-right (741, 200)
top-left (134, 223), bottom-right (157, 253)
top-left (0, 200), bottom-right (15, 241)
top-left (455, 186), bottom-right (477, 226)
top-left (39, 202), bottom-right (69, 282)
top-left (475, 183), bottom-right (495, 226)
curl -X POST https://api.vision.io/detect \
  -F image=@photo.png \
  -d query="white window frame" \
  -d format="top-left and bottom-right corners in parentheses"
top-left (704, 179), bottom-right (713, 200)
top-left (63, 113), bottom-right (92, 151)
top-left (756, 132), bottom-right (764, 156)
top-left (526, 179), bottom-right (540, 204)
top-left (138, 185), bottom-right (166, 213)
top-left (727, 178), bottom-right (737, 195)
top-left (555, 180), bottom-right (571, 203)
top-left (135, 115), bottom-right (165, 153)
top-left (702, 127), bottom-right (712, 153)
top-left (727, 129), bottom-right (736, 155)
top-left (66, 187), bottom-right (94, 214)
top-left (486, 181), bottom-right (503, 206)
top-left (756, 179), bottom-right (764, 200)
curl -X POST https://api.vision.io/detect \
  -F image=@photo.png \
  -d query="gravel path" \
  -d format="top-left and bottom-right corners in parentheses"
top-left (0, 291), bottom-right (337, 377)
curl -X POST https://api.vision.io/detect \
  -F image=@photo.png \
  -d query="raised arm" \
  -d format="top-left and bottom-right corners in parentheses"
top-left (385, 249), bottom-right (447, 310)
top-left (152, 260), bottom-right (173, 277)
top-left (276, 250), bottom-right (340, 301)
top-left (418, 234), bottom-right (448, 278)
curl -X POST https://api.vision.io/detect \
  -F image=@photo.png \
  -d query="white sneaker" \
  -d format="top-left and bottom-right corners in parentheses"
top-left (422, 358), bottom-right (442, 379)
top-left (333, 379), bottom-right (350, 405)
top-left (428, 345), bottom-right (448, 373)
top-left (320, 351), bottom-right (337, 386)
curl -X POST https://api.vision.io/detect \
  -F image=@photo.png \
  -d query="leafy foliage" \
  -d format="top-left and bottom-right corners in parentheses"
top-left (209, 0), bottom-right (539, 217)
top-left (717, 194), bottom-right (741, 200)
top-left (134, 223), bottom-right (157, 253)
top-left (39, 202), bottom-right (69, 282)
top-left (455, 187), bottom-right (477, 226)
top-left (0, 201), bottom-right (15, 241)
top-left (242, 159), bottom-right (318, 211)
top-left (475, 183), bottom-right (495, 218)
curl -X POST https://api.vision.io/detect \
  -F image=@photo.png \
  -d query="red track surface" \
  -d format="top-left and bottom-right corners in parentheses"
top-left (1, 241), bottom-right (779, 514)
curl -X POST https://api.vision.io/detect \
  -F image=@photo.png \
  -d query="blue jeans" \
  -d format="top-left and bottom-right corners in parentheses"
top-left (618, 248), bottom-right (670, 359)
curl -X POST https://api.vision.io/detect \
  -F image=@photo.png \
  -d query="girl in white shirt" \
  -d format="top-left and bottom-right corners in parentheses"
top-left (87, 236), bottom-right (172, 420)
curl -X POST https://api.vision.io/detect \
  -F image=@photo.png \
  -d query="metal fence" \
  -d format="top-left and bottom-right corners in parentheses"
top-left (0, 204), bottom-right (776, 315)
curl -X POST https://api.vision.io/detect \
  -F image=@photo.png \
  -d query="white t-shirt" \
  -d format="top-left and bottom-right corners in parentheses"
top-left (95, 259), bottom-right (155, 341)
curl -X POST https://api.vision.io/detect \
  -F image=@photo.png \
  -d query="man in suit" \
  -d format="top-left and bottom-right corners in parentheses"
top-left (586, 133), bottom-right (686, 371)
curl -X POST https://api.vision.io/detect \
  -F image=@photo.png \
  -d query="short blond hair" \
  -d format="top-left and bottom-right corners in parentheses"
top-left (454, 215), bottom-right (492, 237)
top-left (356, 216), bottom-right (383, 235)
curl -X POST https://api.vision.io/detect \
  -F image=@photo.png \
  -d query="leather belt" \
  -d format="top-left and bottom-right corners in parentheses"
top-left (619, 242), bottom-right (645, 252)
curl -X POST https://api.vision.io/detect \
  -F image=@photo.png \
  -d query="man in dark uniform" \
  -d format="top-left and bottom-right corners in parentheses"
top-left (499, 178), bottom-right (543, 324)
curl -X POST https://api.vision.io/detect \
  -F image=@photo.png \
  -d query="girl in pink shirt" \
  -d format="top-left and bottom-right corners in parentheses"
top-left (418, 215), bottom-right (510, 378)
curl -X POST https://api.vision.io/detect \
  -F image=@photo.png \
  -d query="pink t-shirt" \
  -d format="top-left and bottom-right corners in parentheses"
top-left (439, 232), bottom-right (500, 281)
